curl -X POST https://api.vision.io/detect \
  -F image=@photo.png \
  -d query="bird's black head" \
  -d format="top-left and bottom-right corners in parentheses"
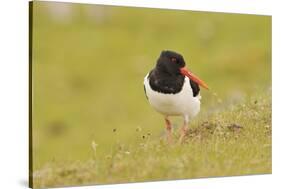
top-left (156, 50), bottom-right (186, 75)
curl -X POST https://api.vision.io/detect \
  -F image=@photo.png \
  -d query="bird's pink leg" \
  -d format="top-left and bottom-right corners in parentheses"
top-left (165, 117), bottom-right (173, 144)
top-left (179, 116), bottom-right (189, 144)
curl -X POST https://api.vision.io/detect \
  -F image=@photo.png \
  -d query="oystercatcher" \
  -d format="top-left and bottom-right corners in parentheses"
top-left (144, 50), bottom-right (209, 143)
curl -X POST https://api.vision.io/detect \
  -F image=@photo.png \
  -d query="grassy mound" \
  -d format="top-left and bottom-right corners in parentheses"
top-left (33, 92), bottom-right (271, 188)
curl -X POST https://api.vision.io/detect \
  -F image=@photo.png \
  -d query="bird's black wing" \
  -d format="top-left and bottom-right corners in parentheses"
top-left (189, 79), bottom-right (200, 97)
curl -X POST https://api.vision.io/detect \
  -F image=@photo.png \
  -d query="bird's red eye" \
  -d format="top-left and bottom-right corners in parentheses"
top-left (171, 57), bottom-right (177, 63)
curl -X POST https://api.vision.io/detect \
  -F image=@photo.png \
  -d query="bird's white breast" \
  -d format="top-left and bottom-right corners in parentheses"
top-left (144, 74), bottom-right (201, 119)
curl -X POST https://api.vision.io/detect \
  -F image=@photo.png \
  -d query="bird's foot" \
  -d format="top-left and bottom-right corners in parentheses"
top-left (178, 126), bottom-right (188, 144)
top-left (167, 132), bottom-right (174, 144)
top-left (178, 134), bottom-right (186, 144)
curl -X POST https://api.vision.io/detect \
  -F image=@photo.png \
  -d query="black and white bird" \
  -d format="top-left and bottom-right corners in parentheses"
top-left (144, 50), bottom-right (209, 143)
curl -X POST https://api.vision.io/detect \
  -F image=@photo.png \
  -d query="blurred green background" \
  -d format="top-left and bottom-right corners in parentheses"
top-left (31, 2), bottom-right (271, 169)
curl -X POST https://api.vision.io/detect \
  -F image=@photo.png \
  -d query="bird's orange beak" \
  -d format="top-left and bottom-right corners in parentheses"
top-left (180, 67), bottom-right (209, 90)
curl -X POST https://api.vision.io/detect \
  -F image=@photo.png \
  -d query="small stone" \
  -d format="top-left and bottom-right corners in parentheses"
top-left (136, 126), bottom-right (142, 132)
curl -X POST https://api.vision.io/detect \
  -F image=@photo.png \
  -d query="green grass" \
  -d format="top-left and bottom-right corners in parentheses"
top-left (32, 91), bottom-right (271, 188)
top-left (31, 2), bottom-right (271, 188)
